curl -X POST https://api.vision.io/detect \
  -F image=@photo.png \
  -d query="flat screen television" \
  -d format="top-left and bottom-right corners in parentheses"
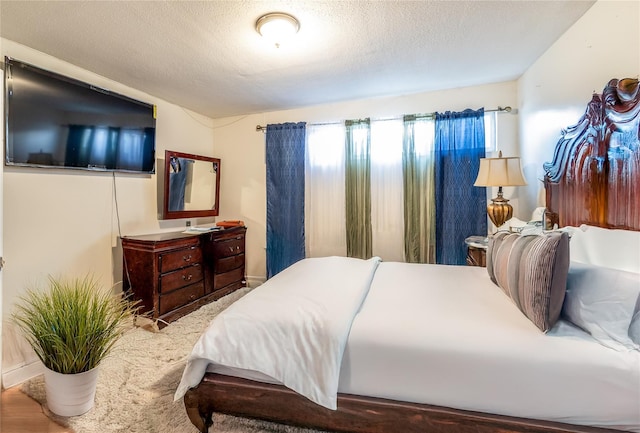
top-left (4, 57), bottom-right (156, 174)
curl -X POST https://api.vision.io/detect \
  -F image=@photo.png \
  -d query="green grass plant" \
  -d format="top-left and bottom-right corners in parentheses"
top-left (12, 275), bottom-right (139, 374)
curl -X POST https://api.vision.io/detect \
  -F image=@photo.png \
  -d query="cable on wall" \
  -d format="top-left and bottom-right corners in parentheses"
top-left (112, 172), bottom-right (123, 239)
top-left (112, 172), bottom-right (135, 304)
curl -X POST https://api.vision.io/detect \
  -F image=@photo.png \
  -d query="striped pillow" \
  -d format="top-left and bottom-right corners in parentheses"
top-left (487, 231), bottom-right (570, 332)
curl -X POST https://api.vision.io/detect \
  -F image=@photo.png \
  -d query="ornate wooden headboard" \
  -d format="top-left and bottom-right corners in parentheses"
top-left (543, 78), bottom-right (640, 230)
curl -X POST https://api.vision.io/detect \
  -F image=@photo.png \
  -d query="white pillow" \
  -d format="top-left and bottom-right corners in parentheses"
top-left (630, 309), bottom-right (640, 346)
top-left (558, 226), bottom-right (590, 264)
top-left (562, 262), bottom-right (640, 351)
top-left (573, 225), bottom-right (640, 273)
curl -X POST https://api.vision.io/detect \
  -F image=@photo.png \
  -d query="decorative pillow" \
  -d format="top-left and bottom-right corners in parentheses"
top-left (487, 231), bottom-right (570, 332)
top-left (562, 262), bottom-right (640, 351)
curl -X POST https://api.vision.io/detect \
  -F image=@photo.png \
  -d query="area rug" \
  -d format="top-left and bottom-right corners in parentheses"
top-left (21, 288), bottom-right (328, 433)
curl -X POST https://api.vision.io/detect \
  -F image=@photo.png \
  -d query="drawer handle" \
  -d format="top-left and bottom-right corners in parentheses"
top-left (228, 247), bottom-right (234, 253)
top-left (190, 293), bottom-right (196, 300)
top-left (236, 246), bottom-right (240, 251)
top-left (183, 274), bottom-right (193, 281)
top-left (183, 254), bottom-right (192, 262)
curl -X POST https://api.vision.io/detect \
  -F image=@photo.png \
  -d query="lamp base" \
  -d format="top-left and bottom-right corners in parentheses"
top-left (487, 196), bottom-right (513, 228)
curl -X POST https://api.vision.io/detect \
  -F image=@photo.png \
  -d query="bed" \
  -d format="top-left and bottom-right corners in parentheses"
top-left (177, 78), bottom-right (640, 433)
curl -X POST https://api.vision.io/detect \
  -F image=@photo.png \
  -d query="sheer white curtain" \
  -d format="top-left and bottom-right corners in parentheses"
top-left (305, 123), bottom-right (347, 257)
top-left (306, 120), bottom-right (406, 261)
top-left (370, 119), bottom-right (404, 261)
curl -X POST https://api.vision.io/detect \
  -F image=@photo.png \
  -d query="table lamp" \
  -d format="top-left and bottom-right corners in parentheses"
top-left (474, 151), bottom-right (527, 228)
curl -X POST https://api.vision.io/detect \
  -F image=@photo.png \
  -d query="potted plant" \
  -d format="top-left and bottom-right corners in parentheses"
top-left (12, 274), bottom-right (139, 416)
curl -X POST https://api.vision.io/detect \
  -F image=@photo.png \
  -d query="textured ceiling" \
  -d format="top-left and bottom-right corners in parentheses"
top-left (0, 1), bottom-right (595, 119)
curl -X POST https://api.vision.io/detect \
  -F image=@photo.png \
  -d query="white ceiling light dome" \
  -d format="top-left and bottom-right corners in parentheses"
top-left (255, 12), bottom-right (300, 48)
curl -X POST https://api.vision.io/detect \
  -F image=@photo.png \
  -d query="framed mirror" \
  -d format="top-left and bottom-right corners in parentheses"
top-left (162, 150), bottom-right (220, 220)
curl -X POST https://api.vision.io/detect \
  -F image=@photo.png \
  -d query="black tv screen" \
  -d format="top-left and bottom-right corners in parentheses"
top-left (4, 57), bottom-right (156, 174)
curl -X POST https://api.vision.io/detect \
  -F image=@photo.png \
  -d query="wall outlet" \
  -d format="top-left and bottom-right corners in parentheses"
top-left (186, 221), bottom-right (191, 227)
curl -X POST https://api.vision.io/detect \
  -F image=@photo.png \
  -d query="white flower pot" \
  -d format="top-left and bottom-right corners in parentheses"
top-left (43, 366), bottom-right (99, 416)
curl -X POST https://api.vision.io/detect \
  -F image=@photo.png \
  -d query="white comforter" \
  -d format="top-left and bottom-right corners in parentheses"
top-left (340, 262), bottom-right (640, 432)
top-left (175, 256), bottom-right (640, 432)
top-left (174, 256), bottom-right (380, 409)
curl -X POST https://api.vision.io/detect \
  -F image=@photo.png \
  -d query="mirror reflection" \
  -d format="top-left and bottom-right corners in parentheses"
top-left (163, 150), bottom-right (220, 219)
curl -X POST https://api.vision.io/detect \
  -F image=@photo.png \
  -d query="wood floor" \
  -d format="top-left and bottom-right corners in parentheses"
top-left (1, 386), bottom-right (73, 433)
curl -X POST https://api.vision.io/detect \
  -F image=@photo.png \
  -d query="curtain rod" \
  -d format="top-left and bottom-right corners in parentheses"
top-left (255, 106), bottom-right (512, 132)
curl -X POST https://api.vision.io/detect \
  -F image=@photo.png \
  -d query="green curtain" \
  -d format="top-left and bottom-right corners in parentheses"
top-left (345, 119), bottom-right (372, 259)
top-left (402, 115), bottom-right (436, 263)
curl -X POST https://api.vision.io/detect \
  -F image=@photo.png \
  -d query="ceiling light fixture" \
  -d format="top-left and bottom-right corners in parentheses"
top-left (255, 12), bottom-right (300, 48)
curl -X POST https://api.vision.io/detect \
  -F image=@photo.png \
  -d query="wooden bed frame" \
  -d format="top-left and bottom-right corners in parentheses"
top-left (184, 78), bottom-right (640, 433)
top-left (544, 78), bottom-right (640, 231)
top-left (185, 374), bottom-right (622, 433)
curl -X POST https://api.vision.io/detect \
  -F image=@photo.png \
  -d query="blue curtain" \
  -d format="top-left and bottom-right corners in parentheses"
top-left (434, 109), bottom-right (487, 265)
top-left (266, 122), bottom-right (306, 278)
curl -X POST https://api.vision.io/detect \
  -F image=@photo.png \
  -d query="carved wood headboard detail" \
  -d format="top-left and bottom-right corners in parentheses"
top-left (543, 78), bottom-right (640, 231)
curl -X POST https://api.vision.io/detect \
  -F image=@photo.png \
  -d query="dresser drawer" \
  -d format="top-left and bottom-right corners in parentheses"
top-left (213, 237), bottom-right (245, 258)
top-left (159, 246), bottom-right (202, 273)
top-left (216, 254), bottom-right (245, 274)
top-left (214, 267), bottom-right (244, 290)
top-left (159, 281), bottom-right (204, 314)
top-left (160, 264), bottom-right (203, 293)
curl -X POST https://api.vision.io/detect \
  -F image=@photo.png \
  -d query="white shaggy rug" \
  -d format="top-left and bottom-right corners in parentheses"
top-left (22, 288), bottom-right (329, 433)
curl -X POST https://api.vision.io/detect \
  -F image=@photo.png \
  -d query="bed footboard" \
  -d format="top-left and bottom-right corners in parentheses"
top-left (184, 373), bottom-right (620, 433)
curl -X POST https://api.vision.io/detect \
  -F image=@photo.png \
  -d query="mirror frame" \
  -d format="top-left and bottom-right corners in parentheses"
top-left (162, 150), bottom-right (220, 220)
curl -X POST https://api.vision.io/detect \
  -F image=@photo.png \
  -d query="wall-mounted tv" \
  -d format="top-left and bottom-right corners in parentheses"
top-left (4, 57), bottom-right (156, 174)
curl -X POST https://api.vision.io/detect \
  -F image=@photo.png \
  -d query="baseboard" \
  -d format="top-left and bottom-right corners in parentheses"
top-left (246, 275), bottom-right (266, 288)
top-left (2, 360), bottom-right (44, 389)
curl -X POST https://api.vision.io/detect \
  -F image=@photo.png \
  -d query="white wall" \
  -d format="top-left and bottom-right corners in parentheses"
top-left (213, 81), bottom-right (519, 282)
top-left (1, 40), bottom-right (217, 386)
top-left (0, 37), bottom-right (4, 389)
top-left (517, 0), bottom-right (640, 218)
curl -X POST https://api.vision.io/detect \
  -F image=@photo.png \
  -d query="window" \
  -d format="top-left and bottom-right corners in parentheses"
top-left (484, 111), bottom-right (497, 152)
top-left (305, 110), bottom-right (492, 262)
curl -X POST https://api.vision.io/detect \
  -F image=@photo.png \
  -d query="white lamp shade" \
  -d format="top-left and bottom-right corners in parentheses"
top-left (474, 156), bottom-right (527, 187)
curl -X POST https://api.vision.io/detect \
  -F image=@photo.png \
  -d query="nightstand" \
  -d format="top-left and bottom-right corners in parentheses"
top-left (465, 236), bottom-right (488, 267)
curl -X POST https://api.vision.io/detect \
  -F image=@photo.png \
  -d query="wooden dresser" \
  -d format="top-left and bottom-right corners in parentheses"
top-left (122, 226), bottom-right (246, 326)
